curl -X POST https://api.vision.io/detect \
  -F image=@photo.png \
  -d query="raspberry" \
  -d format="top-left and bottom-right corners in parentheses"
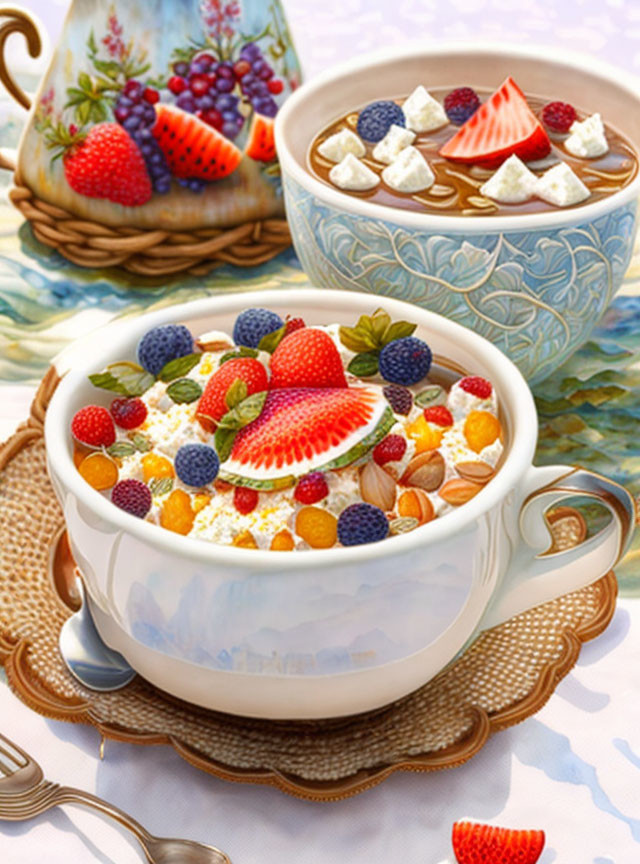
top-left (295, 506), bottom-right (337, 549)
top-left (284, 316), bottom-right (306, 337)
top-left (422, 405), bottom-right (454, 427)
top-left (110, 397), bottom-right (148, 430)
top-left (234, 486), bottom-right (259, 514)
top-left (373, 435), bottom-right (407, 465)
top-left (71, 405), bottom-right (116, 448)
top-left (337, 503), bottom-right (389, 546)
top-left (232, 308), bottom-right (284, 349)
top-left (444, 87), bottom-right (480, 125)
top-left (175, 443), bottom-right (220, 487)
top-left (294, 472), bottom-right (329, 504)
top-left (382, 384), bottom-right (412, 415)
top-left (137, 324), bottom-right (194, 376)
top-left (378, 337), bottom-right (432, 387)
top-left (111, 479), bottom-right (152, 518)
top-left (357, 101), bottom-right (405, 143)
top-left (541, 101), bottom-right (577, 134)
top-left (459, 376), bottom-right (493, 399)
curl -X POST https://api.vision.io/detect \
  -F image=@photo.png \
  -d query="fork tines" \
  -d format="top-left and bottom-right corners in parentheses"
top-left (0, 738), bottom-right (28, 777)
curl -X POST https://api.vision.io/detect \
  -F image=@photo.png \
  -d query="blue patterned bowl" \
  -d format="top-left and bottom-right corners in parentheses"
top-left (276, 43), bottom-right (640, 383)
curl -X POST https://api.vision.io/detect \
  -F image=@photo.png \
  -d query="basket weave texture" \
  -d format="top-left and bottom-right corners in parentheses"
top-left (0, 369), bottom-right (618, 801)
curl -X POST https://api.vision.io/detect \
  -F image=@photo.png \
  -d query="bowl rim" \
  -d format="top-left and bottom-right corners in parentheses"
top-left (45, 288), bottom-right (538, 570)
top-left (275, 40), bottom-right (640, 233)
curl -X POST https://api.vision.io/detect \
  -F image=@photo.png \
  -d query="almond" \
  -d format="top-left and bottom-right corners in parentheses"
top-left (397, 489), bottom-right (435, 525)
top-left (360, 461), bottom-right (397, 512)
top-left (195, 329), bottom-right (234, 352)
top-left (455, 461), bottom-right (495, 485)
top-left (439, 478), bottom-right (484, 506)
top-left (401, 450), bottom-right (445, 492)
top-left (389, 516), bottom-right (420, 535)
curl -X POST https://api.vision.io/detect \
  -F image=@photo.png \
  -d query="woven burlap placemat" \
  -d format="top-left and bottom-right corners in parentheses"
top-left (0, 369), bottom-right (617, 801)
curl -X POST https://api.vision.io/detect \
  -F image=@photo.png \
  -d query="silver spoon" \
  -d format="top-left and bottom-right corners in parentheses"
top-left (59, 577), bottom-right (136, 691)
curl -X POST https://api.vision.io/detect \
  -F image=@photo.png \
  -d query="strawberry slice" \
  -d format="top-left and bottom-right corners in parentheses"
top-left (452, 821), bottom-right (545, 864)
top-left (439, 77), bottom-right (551, 166)
top-left (152, 104), bottom-right (242, 181)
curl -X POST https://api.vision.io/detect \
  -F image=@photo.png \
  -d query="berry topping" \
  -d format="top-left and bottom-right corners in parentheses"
top-left (443, 87), bottom-right (480, 126)
top-left (541, 100), bottom-right (577, 133)
top-left (233, 485), bottom-right (259, 515)
top-left (232, 307), bottom-right (284, 349)
top-left (382, 384), bottom-right (413, 415)
top-left (357, 101), bottom-right (406, 143)
top-left (137, 324), bottom-right (194, 376)
top-left (452, 821), bottom-right (545, 864)
top-left (160, 488), bottom-right (195, 535)
top-left (459, 376), bottom-right (493, 399)
top-left (110, 397), bottom-right (148, 430)
top-left (270, 329), bottom-right (348, 389)
top-left (284, 316), bottom-right (306, 337)
top-left (294, 472), bottom-right (329, 505)
top-left (337, 502), bottom-right (389, 546)
top-left (378, 337), bottom-right (432, 386)
top-left (197, 357), bottom-right (268, 424)
top-left (111, 479), bottom-right (152, 518)
top-left (71, 405), bottom-right (116, 448)
top-left (440, 77), bottom-right (551, 166)
top-left (295, 506), bottom-right (337, 549)
top-left (422, 405), bottom-right (454, 427)
top-left (373, 434), bottom-right (407, 465)
top-left (174, 443), bottom-right (220, 487)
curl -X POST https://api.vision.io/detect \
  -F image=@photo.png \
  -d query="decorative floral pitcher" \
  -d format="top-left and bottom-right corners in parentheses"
top-left (0, 2), bottom-right (302, 274)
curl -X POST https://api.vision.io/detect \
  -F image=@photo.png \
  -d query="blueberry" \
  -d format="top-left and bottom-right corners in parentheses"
top-left (233, 308), bottom-right (284, 349)
top-left (378, 337), bottom-right (432, 386)
top-left (356, 101), bottom-right (405, 143)
top-left (137, 324), bottom-right (194, 375)
top-left (175, 443), bottom-right (220, 487)
top-left (338, 503), bottom-right (389, 546)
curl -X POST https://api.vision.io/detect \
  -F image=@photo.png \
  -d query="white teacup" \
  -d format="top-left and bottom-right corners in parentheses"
top-left (45, 290), bottom-right (635, 719)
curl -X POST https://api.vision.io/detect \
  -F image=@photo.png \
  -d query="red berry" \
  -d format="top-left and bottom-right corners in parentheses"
top-left (69, 123), bottom-right (78, 136)
top-left (284, 317), bottom-right (305, 337)
top-left (199, 108), bottom-right (224, 130)
top-left (270, 329), bottom-right (347, 389)
top-left (268, 79), bottom-right (284, 95)
top-left (123, 79), bottom-right (143, 97)
top-left (541, 100), bottom-right (577, 133)
top-left (168, 75), bottom-right (187, 95)
top-left (422, 405), bottom-right (453, 427)
top-left (143, 87), bottom-right (159, 104)
top-left (459, 376), bottom-right (493, 399)
top-left (205, 73), bottom-right (218, 87)
top-left (373, 434), bottom-right (407, 466)
top-left (443, 86), bottom-right (480, 125)
top-left (198, 358), bottom-right (268, 424)
top-left (233, 59), bottom-right (251, 79)
top-left (452, 821), bottom-right (545, 864)
top-left (71, 405), bottom-right (116, 448)
top-left (294, 472), bottom-right (329, 505)
top-left (111, 479), bottom-right (152, 518)
top-left (190, 74), bottom-right (210, 97)
top-left (234, 486), bottom-right (259, 515)
top-left (197, 53), bottom-right (215, 67)
top-left (110, 397), bottom-right (148, 430)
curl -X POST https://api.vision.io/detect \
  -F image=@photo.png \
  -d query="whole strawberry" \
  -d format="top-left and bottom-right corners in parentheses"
top-left (452, 821), bottom-right (545, 864)
top-left (197, 357), bottom-right (268, 424)
top-left (56, 123), bottom-right (152, 207)
top-left (270, 329), bottom-right (347, 389)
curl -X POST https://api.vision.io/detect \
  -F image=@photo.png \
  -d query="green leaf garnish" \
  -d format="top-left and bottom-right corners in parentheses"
top-left (381, 320), bottom-right (417, 345)
top-left (166, 378), bottom-right (202, 404)
top-left (339, 310), bottom-right (418, 355)
top-left (131, 433), bottom-right (152, 453)
top-left (158, 353), bottom-right (201, 382)
top-left (219, 347), bottom-right (259, 365)
top-left (88, 372), bottom-right (129, 396)
top-left (257, 324), bottom-right (286, 354)
top-left (214, 426), bottom-right (237, 463)
top-left (347, 352), bottom-right (380, 377)
top-left (338, 325), bottom-right (377, 354)
top-left (217, 390), bottom-right (268, 431)
top-left (149, 476), bottom-right (174, 497)
top-left (107, 441), bottom-right (137, 458)
top-left (370, 309), bottom-right (391, 343)
top-left (225, 378), bottom-right (248, 410)
top-left (414, 386), bottom-right (446, 408)
top-left (105, 362), bottom-right (155, 397)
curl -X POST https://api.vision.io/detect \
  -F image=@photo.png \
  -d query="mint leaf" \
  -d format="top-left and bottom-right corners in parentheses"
top-left (381, 320), bottom-right (417, 345)
top-left (348, 352), bottom-right (379, 377)
top-left (131, 433), bottom-right (152, 453)
top-left (225, 378), bottom-right (248, 410)
top-left (88, 372), bottom-right (128, 396)
top-left (338, 325), bottom-right (377, 353)
top-left (107, 441), bottom-right (137, 458)
top-left (257, 324), bottom-right (286, 354)
top-left (166, 378), bottom-right (202, 404)
top-left (106, 363), bottom-right (155, 397)
top-left (214, 426), bottom-right (237, 462)
top-left (149, 477), bottom-right (174, 497)
top-left (219, 347), bottom-right (259, 365)
top-left (370, 310), bottom-right (392, 344)
top-left (217, 390), bottom-right (268, 430)
top-left (414, 385), bottom-right (446, 408)
top-left (158, 353), bottom-right (201, 382)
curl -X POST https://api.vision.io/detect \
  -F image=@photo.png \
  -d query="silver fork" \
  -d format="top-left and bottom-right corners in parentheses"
top-left (0, 732), bottom-right (231, 864)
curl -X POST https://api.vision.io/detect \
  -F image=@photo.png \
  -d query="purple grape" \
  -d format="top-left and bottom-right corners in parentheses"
top-left (173, 61), bottom-right (189, 76)
top-left (176, 93), bottom-right (195, 112)
top-left (216, 94), bottom-right (238, 111)
top-left (178, 177), bottom-right (207, 193)
top-left (190, 61), bottom-right (207, 76)
top-left (240, 43), bottom-right (261, 61)
top-left (254, 97), bottom-right (278, 117)
top-left (217, 63), bottom-right (234, 79)
top-left (114, 105), bottom-right (129, 123)
top-left (123, 115), bottom-right (141, 131)
top-left (215, 77), bottom-right (234, 93)
top-left (199, 94), bottom-right (215, 110)
top-left (114, 82), bottom-right (171, 196)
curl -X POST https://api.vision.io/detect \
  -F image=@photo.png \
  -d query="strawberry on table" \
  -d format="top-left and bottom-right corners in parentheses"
top-left (452, 820), bottom-right (545, 864)
top-left (269, 329), bottom-right (347, 389)
top-left (439, 77), bottom-right (551, 166)
top-left (153, 104), bottom-right (242, 181)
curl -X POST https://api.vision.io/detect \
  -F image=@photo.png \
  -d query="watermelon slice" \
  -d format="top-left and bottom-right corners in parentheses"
top-left (152, 104), bottom-right (242, 180)
top-left (439, 77), bottom-right (551, 166)
top-left (220, 387), bottom-right (395, 490)
top-left (245, 112), bottom-right (276, 162)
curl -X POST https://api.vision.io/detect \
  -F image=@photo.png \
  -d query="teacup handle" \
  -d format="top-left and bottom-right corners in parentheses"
top-left (0, 8), bottom-right (41, 111)
top-left (481, 465), bottom-right (636, 630)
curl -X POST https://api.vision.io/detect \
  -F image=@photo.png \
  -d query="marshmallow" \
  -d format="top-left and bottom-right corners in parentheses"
top-left (317, 128), bottom-right (366, 162)
top-left (402, 86), bottom-right (448, 133)
top-left (535, 162), bottom-right (591, 207)
top-left (329, 153), bottom-right (380, 191)
top-left (372, 124), bottom-right (417, 164)
top-left (480, 155), bottom-right (538, 203)
top-left (564, 113), bottom-right (609, 158)
top-left (382, 146), bottom-right (435, 193)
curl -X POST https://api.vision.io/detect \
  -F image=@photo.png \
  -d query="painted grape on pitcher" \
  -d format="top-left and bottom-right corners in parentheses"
top-left (33, 2), bottom-right (297, 208)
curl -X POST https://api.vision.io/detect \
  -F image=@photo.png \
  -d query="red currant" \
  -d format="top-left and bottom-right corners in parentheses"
top-left (197, 53), bottom-right (215, 67)
top-left (143, 87), bottom-right (159, 104)
top-left (234, 486), bottom-right (259, 515)
top-left (199, 108), bottom-right (223, 130)
top-left (373, 435), bottom-right (407, 465)
top-left (422, 405), bottom-right (454, 427)
top-left (168, 75), bottom-right (187, 95)
top-left (233, 59), bottom-right (251, 79)
top-left (110, 397), bottom-right (148, 430)
top-left (294, 473), bottom-right (329, 505)
top-left (267, 79), bottom-right (284, 95)
top-left (189, 75), bottom-right (210, 97)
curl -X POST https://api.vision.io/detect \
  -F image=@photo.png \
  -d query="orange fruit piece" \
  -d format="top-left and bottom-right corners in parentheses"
top-left (405, 415), bottom-right (443, 453)
top-left (270, 529), bottom-right (295, 551)
top-left (78, 452), bottom-right (119, 490)
top-left (232, 530), bottom-right (259, 549)
top-left (142, 452), bottom-right (174, 482)
top-left (192, 494), bottom-right (211, 513)
top-left (295, 506), bottom-right (337, 549)
top-left (397, 489), bottom-right (435, 525)
top-left (464, 411), bottom-right (501, 454)
top-left (160, 489), bottom-right (195, 535)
